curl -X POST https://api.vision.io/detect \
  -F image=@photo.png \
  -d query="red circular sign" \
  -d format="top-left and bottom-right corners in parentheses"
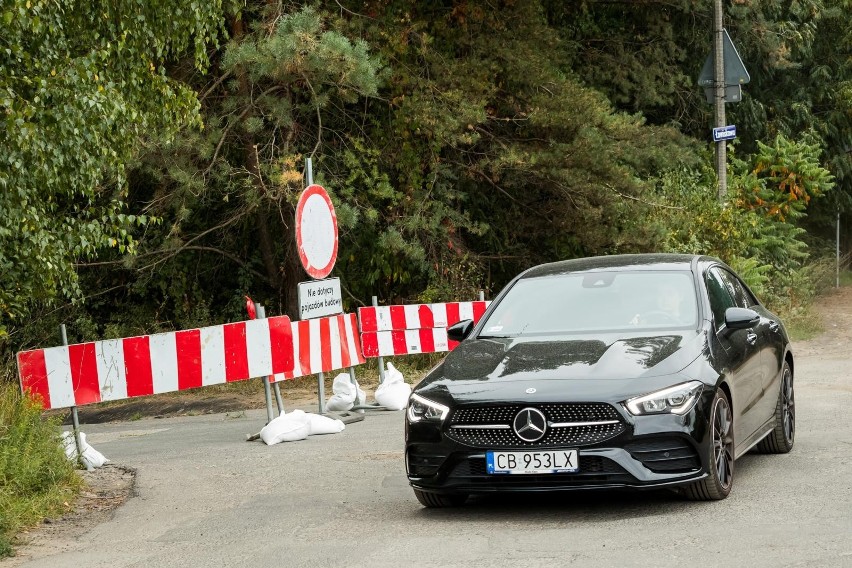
top-left (295, 184), bottom-right (338, 279)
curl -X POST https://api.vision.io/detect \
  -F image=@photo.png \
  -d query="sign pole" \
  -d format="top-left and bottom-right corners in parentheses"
top-left (60, 324), bottom-right (85, 469)
top-left (714, 0), bottom-right (727, 202)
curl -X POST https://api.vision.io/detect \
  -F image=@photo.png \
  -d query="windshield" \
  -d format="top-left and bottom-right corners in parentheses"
top-left (479, 270), bottom-right (698, 336)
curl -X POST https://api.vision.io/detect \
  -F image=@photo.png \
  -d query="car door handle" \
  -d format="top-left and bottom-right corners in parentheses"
top-left (769, 320), bottom-right (780, 333)
top-left (746, 331), bottom-right (758, 345)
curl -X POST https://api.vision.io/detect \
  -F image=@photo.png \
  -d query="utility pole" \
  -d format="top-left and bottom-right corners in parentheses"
top-left (714, 0), bottom-right (727, 202)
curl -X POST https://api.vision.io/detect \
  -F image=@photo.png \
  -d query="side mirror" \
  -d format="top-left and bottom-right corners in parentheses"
top-left (447, 319), bottom-right (474, 342)
top-left (724, 307), bottom-right (760, 331)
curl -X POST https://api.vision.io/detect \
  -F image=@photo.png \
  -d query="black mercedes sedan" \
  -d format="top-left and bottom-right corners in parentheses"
top-left (405, 254), bottom-right (795, 506)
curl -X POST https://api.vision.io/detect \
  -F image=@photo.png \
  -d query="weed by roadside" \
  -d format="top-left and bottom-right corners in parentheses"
top-left (0, 382), bottom-right (80, 558)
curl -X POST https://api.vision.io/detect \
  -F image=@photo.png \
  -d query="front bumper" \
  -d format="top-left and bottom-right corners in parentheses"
top-left (408, 446), bottom-right (707, 495)
top-left (405, 395), bottom-right (713, 495)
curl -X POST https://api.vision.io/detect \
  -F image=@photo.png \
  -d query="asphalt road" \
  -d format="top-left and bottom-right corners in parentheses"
top-left (11, 348), bottom-right (852, 568)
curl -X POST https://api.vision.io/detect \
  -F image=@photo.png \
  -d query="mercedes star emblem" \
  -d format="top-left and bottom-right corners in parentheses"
top-left (513, 407), bottom-right (547, 442)
top-left (525, 387), bottom-right (536, 394)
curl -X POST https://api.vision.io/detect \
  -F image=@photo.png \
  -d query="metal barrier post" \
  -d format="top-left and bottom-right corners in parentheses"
top-left (348, 366), bottom-right (364, 413)
top-left (257, 305), bottom-right (285, 416)
top-left (317, 372), bottom-right (325, 414)
top-left (60, 325), bottom-right (86, 469)
top-left (479, 289), bottom-right (485, 301)
top-left (255, 303), bottom-right (275, 424)
top-left (372, 295), bottom-right (386, 384)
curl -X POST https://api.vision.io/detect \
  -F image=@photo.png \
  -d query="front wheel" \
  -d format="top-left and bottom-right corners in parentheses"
top-left (684, 389), bottom-right (734, 501)
top-left (755, 361), bottom-right (795, 454)
top-left (413, 489), bottom-right (468, 508)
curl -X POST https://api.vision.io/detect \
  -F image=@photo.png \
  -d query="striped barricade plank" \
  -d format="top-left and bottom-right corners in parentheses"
top-left (17, 316), bottom-right (294, 410)
top-left (357, 301), bottom-right (489, 333)
top-left (271, 313), bottom-right (365, 383)
top-left (357, 301), bottom-right (490, 358)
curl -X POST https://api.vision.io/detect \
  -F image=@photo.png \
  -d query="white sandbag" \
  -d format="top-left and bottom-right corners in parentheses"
top-left (81, 442), bottom-right (109, 469)
top-left (305, 413), bottom-right (345, 435)
top-left (61, 431), bottom-right (78, 461)
top-left (61, 431), bottom-right (109, 469)
top-left (259, 414), bottom-right (309, 445)
top-left (375, 362), bottom-right (412, 410)
top-left (327, 373), bottom-right (361, 411)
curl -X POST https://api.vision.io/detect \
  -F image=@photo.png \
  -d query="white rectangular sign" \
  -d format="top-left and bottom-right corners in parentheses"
top-left (298, 278), bottom-right (343, 320)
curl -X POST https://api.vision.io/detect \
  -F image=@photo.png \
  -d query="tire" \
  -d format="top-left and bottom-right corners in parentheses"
top-left (413, 489), bottom-right (468, 508)
top-left (755, 361), bottom-right (795, 454)
top-left (684, 389), bottom-right (734, 501)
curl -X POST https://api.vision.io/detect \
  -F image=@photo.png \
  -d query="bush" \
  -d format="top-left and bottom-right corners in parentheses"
top-left (0, 382), bottom-right (80, 557)
top-left (650, 136), bottom-right (834, 312)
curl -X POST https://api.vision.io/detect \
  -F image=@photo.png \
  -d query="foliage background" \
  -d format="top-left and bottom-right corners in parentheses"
top-left (2, 0), bottom-right (849, 352)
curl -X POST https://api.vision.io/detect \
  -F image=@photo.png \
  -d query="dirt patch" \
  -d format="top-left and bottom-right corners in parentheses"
top-left (4, 465), bottom-right (135, 566)
top-left (793, 285), bottom-right (852, 357)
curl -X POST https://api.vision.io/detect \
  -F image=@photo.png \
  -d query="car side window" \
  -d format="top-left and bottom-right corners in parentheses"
top-left (716, 269), bottom-right (755, 308)
top-left (705, 268), bottom-right (736, 327)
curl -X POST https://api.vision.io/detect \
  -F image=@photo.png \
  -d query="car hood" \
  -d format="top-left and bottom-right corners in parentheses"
top-left (417, 330), bottom-right (707, 404)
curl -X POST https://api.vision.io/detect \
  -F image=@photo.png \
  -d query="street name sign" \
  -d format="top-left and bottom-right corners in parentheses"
top-left (713, 125), bottom-right (737, 142)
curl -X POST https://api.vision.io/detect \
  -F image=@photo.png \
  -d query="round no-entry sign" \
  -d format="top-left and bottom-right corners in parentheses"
top-left (295, 184), bottom-right (338, 279)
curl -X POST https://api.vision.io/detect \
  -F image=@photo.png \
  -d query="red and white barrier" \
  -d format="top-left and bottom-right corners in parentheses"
top-left (17, 316), bottom-right (294, 410)
top-left (358, 301), bottom-right (490, 358)
top-left (272, 313), bottom-right (365, 382)
top-left (358, 301), bottom-right (489, 332)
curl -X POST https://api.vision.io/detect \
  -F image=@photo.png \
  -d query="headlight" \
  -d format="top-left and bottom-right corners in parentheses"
top-left (407, 393), bottom-right (449, 423)
top-left (625, 381), bottom-right (703, 416)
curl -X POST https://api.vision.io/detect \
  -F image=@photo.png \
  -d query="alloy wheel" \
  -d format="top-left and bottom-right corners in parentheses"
top-left (713, 395), bottom-right (734, 490)
top-left (782, 366), bottom-right (795, 444)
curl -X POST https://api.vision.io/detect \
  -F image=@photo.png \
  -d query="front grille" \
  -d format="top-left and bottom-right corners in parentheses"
top-left (448, 456), bottom-right (634, 486)
top-left (451, 403), bottom-right (620, 425)
top-left (624, 437), bottom-right (701, 473)
top-left (446, 403), bottom-right (626, 449)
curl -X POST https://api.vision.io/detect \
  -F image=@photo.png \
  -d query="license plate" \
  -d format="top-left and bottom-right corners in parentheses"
top-left (486, 449), bottom-right (579, 474)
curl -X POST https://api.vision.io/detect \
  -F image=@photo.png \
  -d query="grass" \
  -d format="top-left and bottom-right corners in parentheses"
top-left (0, 382), bottom-right (81, 558)
top-left (780, 304), bottom-right (825, 341)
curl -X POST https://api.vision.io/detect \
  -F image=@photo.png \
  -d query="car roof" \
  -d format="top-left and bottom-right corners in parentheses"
top-left (520, 253), bottom-right (716, 279)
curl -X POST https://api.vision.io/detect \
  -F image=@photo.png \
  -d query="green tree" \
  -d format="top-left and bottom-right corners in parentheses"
top-left (0, 0), bottom-right (224, 338)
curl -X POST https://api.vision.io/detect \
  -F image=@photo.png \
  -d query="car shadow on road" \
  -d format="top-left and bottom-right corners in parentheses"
top-left (426, 489), bottom-right (682, 521)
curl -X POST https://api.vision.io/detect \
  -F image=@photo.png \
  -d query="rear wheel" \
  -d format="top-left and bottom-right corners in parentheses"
top-left (756, 361), bottom-right (795, 454)
top-left (413, 489), bottom-right (468, 508)
top-left (684, 389), bottom-right (734, 501)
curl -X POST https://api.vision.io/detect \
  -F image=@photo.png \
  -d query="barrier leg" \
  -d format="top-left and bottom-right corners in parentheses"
top-left (255, 304), bottom-right (276, 423)
top-left (273, 382), bottom-right (285, 416)
top-left (348, 367), bottom-right (365, 414)
top-left (317, 371), bottom-right (325, 414)
top-left (263, 378), bottom-right (275, 424)
top-left (59, 324), bottom-right (86, 469)
top-left (372, 296), bottom-right (387, 384)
